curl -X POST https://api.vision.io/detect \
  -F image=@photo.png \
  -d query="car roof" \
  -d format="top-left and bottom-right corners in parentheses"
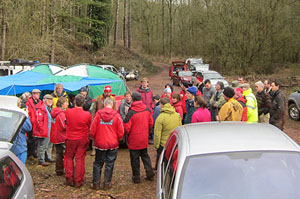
top-left (201, 70), bottom-right (218, 74)
top-left (0, 96), bottom-right (26, 115)
top-left (178, 122), bottom-right (300, 156)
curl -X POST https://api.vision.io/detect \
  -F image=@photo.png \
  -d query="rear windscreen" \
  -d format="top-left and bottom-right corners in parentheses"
top-left (0, 156), bottom-right (23, 199)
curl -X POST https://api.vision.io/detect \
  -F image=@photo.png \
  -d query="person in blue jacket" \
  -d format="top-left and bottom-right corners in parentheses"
top-left (11, 117), bottom-right (32, 165)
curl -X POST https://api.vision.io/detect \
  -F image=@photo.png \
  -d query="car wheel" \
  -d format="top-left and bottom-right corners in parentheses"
top-left (288, 103), bottom-right (300, 121)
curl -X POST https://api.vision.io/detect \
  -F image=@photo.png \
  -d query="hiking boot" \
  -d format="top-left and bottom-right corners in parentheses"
top-left (103, 182), bottom-right (112, 190)
top-left (46, 159), bottom-right (56, 163)
top-left (92, 183), bottom-right (100, 190)
top-left (38, 162), bottom-right (49, 167)
top-left (56, 171), bottom-right (65, 176)
top-left (132, 177), bottom-right (141, 184)
top-left (65, 179), bottom-right (75, 187)
top-left (146, 172), bottom-right (155, 181)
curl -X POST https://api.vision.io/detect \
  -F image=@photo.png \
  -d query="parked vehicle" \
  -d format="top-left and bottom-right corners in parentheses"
top-left (288, 89), bottom-right (300, 120)
top-left (98, 64), bottom-right (124, 79)
top-left (169, 61), bottom-right (187, 78)
top-left (156, 122), bottom-right (300, 199)
top-left (120, 67), bottom-right (139, 81)
top-left (194, 70), bottom-right (229, 88)
top-left (171, 71), bottom-right (193, 86)
top-left (185, 58), bottom-right (209, 72)
top-left (0, 96), bottom-right (35, 199)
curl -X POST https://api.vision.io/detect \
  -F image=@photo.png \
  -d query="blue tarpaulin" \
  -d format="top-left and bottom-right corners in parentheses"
top-left (0, 71), bottom-right (121, 95)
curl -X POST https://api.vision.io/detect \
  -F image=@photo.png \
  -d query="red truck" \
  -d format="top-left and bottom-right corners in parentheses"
top-left (169, 61), bottom-right (187, 78)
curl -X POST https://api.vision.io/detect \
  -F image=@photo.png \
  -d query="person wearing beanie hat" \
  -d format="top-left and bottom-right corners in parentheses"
top-left (209, 82), bottom-right (226, 121)
top-left (91, 85), bottom-right (116, 117)
top-left (80, 86), bottom-right (93, 111)
top-left (123, 91), bottom-right (155, 183)
top-left (242, 83), bottom-right (258, 122)
top-left (234, 88), bottom-right (247, 121)
top-left (218, 87), bottom-right (243, 121)
top-left (184, 86), bottom-right (197, 124)
top-left (187, 86), bottom-right (197, 96)
top-left (194, 74), bottom-right (204, 93)
top-left (161, 87), bottom-right (172, 104)
top-left (255, 80), bottom-right (272, 123)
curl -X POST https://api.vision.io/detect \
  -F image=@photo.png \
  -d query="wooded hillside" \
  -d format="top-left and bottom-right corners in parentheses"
top-left (1, 0), bottom-right (300, 75)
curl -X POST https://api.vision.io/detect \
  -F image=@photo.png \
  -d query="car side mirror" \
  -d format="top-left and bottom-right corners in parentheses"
top-left (298, 89), bottom-right (300, 93)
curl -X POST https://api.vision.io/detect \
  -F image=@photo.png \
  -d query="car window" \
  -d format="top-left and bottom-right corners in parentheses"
top-left (178, 151), bottom-right (300, 199)
top-left (178, 71), bottom-right (192, 77)
top-left (0, 157), bottom-right (23, 199)
top-left (0, 109), bottom-right (25, 142)
top-left (162, 133), bottom-right (178, 199)
top-left (203, 72), bottom-right (223, 79)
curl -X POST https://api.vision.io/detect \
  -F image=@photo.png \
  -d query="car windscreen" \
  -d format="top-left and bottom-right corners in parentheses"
top-left (0, 109), bottom-right (26, 142)
top-left (190, 59), bottom-right (203, 65)
top-left (178, 71), bottom-right (193, 77)
top-left (203, 72), bottom-right (223, 79)
top-left (178, 151), bottom-right (300, 199)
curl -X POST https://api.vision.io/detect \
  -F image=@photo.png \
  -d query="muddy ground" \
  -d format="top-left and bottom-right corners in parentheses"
top-left (28, 62), bottom-right (300, 198)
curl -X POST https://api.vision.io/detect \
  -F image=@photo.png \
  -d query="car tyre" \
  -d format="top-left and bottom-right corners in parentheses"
top-left (288, 103), bottom-right (300, 121)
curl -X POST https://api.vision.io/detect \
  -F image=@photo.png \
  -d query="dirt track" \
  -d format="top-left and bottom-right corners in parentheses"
top-left (28, 62), bottom-right (300, 199)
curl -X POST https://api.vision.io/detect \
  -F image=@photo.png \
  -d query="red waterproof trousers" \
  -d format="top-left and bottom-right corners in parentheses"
top-left (64, 139), bottom-right (89, 186)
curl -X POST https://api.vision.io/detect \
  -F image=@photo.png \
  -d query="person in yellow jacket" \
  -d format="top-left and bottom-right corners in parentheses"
top-left (154, 97), bottom-right (182, 169)
top-left (51, 83), bottom-right (69, 109)
top-left (218, 87), bottom-right (243, 121)
top-left (241, 83), bottom-right (258, 122)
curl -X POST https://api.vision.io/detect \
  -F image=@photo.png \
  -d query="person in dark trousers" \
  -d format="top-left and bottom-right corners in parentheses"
top-left (270, 80), bottom-right (286, 130)
top-left (50, 97), bottom-right (68, 176)
top-left (255, 81), bottom-right (272, 123)
top-left (80, 86), bottom-right (93, 111)
top-left (124, 92), bottom-right (155, 183)
top-left (90, 98), bottom-right (124, 190)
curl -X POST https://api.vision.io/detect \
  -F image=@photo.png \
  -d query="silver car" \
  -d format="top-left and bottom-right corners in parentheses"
top-left (0, 96), bottom-right (34, 199)
top-left (195, 70), bottom-right (229, 88)
top-left (156, 122), bottom-right (300, 199)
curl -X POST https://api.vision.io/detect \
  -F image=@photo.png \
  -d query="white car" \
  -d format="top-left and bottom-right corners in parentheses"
top-left (157, 122), bottom-right (300, 199)
top-left (0, 96), bottom-right (35, 199)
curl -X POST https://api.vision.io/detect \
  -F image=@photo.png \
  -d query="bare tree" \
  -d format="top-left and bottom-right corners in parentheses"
top-left (50, 0), bottom-right (57, 63)
top-left (162, 0), bottom-right (165, 56)
top-left (127, 0), bottom-right (131, 49)
top-left (113, 0), bottom-right (119, 46)
top-left (123, 0), bottom-right (127, 47)
top-left (1, 1), bottom-right (6, 60)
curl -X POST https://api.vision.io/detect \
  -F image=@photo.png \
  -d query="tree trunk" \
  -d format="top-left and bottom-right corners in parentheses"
top-left (41, 0), bottom-right (46, 36)
top-left (50, 0), bottom-right (56, 63)
top-left (127, 0), bottom-right (131, 49)
top-left (168, 0), bottom-right (173, 57)
top-left (162, 0), bottom-right (165, 56)
top-left (113, 0), bottom-right (119, 46)
top-left (1, 2), bottom-right (6, 60)
top-left (123, 0), bottom-right (127, 47)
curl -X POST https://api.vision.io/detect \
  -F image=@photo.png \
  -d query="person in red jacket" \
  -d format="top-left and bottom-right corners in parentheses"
top-left (136, 77), bottom-right (153, 111)
top-left (234, 88), bottom-right (247, 122)
top-left (124, 92), bottom-right (155, 183)
top-left (64, 94), bottom-right (92, 188)
top-left (50, 97), bottom-right (68, 176)
top-left (90, 98), bottom-right (124, 190)
top-left (26, 89), bottom-right (43, 160)
top-left (172, 93), bottom-right (183, 120)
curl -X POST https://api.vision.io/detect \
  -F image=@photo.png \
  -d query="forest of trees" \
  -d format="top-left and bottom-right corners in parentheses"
top-left (1, 0), bottom-right (300, 74)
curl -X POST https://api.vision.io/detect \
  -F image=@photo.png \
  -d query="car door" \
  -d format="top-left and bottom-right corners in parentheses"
top-left (157, 132), bottom-right (179, 199)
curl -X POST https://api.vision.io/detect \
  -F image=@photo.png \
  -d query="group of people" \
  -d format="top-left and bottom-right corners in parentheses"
top-left (12, 75), bottom-right (286, 191)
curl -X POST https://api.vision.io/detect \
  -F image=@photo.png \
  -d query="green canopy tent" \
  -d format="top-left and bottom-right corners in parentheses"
top-left (55, 64), bottom-right (127, 98)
